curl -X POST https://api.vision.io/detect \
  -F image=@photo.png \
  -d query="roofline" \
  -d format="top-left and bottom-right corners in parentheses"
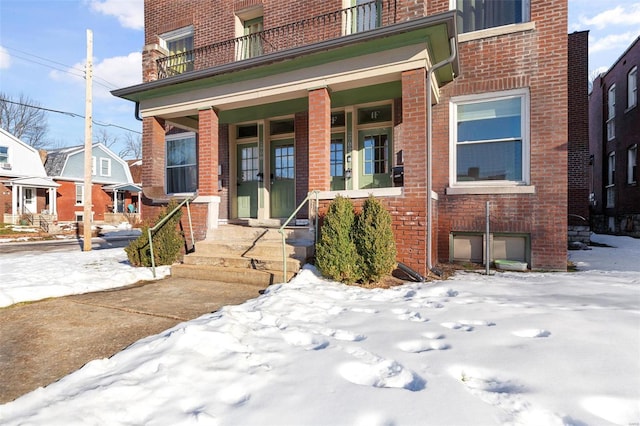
top-left (598, 35), bottom-right (640, 80)
top-left (112, 11), bottom-right (459, 100)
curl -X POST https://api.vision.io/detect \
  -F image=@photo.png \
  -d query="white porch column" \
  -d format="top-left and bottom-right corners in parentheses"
top-left (113, 190), bottom-right (117, 213)
top-left (11, 185), bottom-right (17, 220)
top-left (196, 195), bottom-right (221, 239)
top-left (17, 185), bottom-right (23, 215)
top-left (50, 187), bottom-right (57, 216)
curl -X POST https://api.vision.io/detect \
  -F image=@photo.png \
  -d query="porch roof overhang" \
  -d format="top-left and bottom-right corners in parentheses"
top-left (103, 183), bottom-right (142, 193)
top-left (112, 12), bottom-right (459, 127)
top-left (3, 177), bottom-right (60, 188)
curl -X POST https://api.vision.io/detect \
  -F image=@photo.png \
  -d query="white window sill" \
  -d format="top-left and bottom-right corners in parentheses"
top-left (317, 187), bottom-right (402, 200)
top-left (458, 21), bottom-right (536, 43)
top-left (446, 185), bottom-right (536, 195)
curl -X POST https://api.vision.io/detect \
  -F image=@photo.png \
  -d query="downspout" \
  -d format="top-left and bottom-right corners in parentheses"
top-left (427, 37), bottom-right (457, 272)
top-left (134, 102), bottom-right (143, 121)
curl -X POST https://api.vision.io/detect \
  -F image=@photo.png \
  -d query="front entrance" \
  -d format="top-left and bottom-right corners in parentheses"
top-left (237, 143), bottom-right (259, 218)
top-left (270, 139), bottom-right (295, 218)
top-left (23, 188), bottom-right (37, 214)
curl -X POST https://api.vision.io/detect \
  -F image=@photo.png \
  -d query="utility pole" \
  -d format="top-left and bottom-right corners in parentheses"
top-left (83, 29), bottom-right (93, 251)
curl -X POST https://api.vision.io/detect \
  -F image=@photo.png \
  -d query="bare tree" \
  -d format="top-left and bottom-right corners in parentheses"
top-left (0, 92), bottom-right (49, 149)
top-left (93, 128), bottom-right (120, 150)
top-left (118, 132), bottom-right (142, 159)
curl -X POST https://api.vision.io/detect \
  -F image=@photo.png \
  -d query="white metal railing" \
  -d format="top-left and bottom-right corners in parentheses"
top-left (278, 190), bottom-right (320, 282)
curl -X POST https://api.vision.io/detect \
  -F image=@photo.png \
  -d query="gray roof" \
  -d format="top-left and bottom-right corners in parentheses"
top-left (44, 145), bottom-right (84, 177)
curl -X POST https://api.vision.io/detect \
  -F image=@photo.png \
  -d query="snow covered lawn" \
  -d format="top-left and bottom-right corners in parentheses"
top-left (0, 234), bottom-right (638, 425)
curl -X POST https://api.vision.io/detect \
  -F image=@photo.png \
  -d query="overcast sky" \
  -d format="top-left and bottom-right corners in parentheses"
top-left (0, 0), bottom-right (639, 156)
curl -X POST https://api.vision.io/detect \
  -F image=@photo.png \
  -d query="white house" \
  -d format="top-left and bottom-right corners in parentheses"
top-left (0, 128), bottom-right (59, 225)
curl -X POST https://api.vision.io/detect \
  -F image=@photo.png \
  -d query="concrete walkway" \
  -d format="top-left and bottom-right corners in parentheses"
top-left (0, 276), bottom-right (268, 404)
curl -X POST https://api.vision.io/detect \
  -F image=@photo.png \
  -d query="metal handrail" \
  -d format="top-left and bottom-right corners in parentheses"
top-left (278, 190), bottom-right (320, 283)
top-left (148, 197), bottom-right (195, 278)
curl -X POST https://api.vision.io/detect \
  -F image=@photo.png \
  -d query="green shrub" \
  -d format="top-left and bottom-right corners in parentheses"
top-left (315, 195), bottom-right (363, 284)
top-left (125, 199), bottom-right (184, 267)
top-left (354, 195), bottom-right (397, 283)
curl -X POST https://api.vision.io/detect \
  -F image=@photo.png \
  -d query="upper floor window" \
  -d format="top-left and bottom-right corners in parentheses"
top-left (100, 158), bottom-right (111, 177)
top-left (160, 26), bottom-right (194, 76)
top-left (628, 66), bottom-right (637, 110)
top-left (456, 0), bottom-right (531, 34)
top-left (344, 0), bottom-right (381, 35)
top-left (75, 184), bottom-right (84, 205)
top-left (629, 145), bottom-right (638, 185)
top-left (166, 132), bottom-right (197, 194)
top-left (0, 146), bottom-right (8, 164)
top-left (451, 89), bottom-right (529, 186)
top-left (607, 152), bottom-right (615, 207)
top-left (607, 85), bottom-right (616, 141)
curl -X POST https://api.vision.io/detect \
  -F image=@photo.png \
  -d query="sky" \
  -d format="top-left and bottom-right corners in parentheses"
top-left (1, 1), bottom-right (640, 157)
top-left (0, 232), bottom-right (638, 424)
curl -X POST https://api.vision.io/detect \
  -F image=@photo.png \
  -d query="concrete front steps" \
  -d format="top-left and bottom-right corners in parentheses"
top-left (171, 224), bottom-right (315, 286)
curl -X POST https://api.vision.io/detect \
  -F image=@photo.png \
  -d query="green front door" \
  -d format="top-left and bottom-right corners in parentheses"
top-left (270, 139), bottom-right (295, 218)
top-left (330, 135), bottom-right (346, 190)
top-left (237, 143), bottom-right (259, 218)
top-left (359, 128), bottom-right (392, 188)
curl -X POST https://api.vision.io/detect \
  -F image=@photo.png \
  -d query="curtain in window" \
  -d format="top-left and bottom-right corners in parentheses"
top-left (166, 136), bottom-right (197, 193)
top-left (458, 0), bottom-right (529, 33)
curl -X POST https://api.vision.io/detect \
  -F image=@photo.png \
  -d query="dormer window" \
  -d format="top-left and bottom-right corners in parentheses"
top-left (456, 0), bottom-right (531, 34)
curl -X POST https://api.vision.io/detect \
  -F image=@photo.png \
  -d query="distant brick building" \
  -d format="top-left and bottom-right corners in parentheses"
top-left (589, 37), bottom-right (639, 236)
top-left (568, 31), bottom-right (590, 243)
top-left (113, 0), bottom-right (568, 272)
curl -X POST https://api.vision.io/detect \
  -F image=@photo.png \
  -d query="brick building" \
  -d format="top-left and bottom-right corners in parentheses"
top-left (567, 31), bottom-right (590, 243)
top-left (113, 0), bottom-right (568, 273)
top-left (589, 36), bottom-right (639, 237)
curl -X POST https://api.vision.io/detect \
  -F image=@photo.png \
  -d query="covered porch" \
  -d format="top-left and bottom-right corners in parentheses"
top-left (2, 176), bottom-right (59, 226)
top-left (113, 11), bottom-right (458, 275)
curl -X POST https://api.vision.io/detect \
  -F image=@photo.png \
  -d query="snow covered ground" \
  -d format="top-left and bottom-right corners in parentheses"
top-left (0, 234), bottom-right (638, 425)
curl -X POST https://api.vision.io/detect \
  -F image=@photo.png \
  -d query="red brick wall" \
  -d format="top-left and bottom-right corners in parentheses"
top-left (433, 0), bottom-right (569, 270)
top-left (308, 88), bottom-right (331, 192)
top-left (54, 181), bottom-right (112, 222)
top-left (197, 108), bottom-right (219, 196)
top-left (567, 31), bottom-right (590, 226)
top-left (295, 112), bottom-right (309, 218)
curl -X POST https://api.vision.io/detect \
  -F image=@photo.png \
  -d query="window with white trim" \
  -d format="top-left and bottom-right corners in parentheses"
top-left (455, 0), bottom-right (531, 33)
top-left (0, 146), bottom-right (8, 164)
top-left (607, 84), bottom-right (616, 140)
top-left (100, 158), bottom-right (111, 177)
top-left (166, 132), bottom-right (197, 194)
top-left (606, 152), bottom-right (615, 208)
top-left (628, 145), bottom-right (637, 185)
top-left (628, 66), bottom-right (637, 110)
top-left (160, 26), bottom-right (194, 76)
top-left (451, 89), bottom-right (529, 186)
top-left (75, 184), bottom-right (84, 205)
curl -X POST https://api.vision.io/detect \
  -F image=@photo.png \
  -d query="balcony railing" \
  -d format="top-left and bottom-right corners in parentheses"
top-left (157, 0), bottom-right (397, 79)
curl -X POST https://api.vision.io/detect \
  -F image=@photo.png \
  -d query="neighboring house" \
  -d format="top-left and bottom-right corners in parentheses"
top-left (0, 128), bottom-right (59, 225)
top-left (589, 37), bottom-right (639, 237)
top-left (113, 0), bottom-right (568, 273)
top-left (568, 31), bottom-right (590, 243)
top-left (44, 144), bottom-right (141, 222)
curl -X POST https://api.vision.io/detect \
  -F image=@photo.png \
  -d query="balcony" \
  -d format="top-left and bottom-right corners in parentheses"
top-left (157, 0), bottom-right (397, 79)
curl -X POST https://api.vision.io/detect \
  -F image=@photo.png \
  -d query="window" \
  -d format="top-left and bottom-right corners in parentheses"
top-left (75, 184), bottom-right (84, 205)
top-left (161, 26), bottom-right (194, 76)
top-left (451, 89), bottom-right (529, 185)
top-left (628, 66), bottom-right (637, 110)
top-left (456, 0), bottom-right (531, 33)
top-left (0, 146), bottom-right (8, 164)
top-left (344, 0), bottom-right (381, 34)
top-left (166, 133), bottom-right (197, 194)
top-left (238, 16), bottom-right (263, 60)
top-left (606, 152), bottom-right (615, 208)
top-left (607, 84), bottom-right (616, 140)
top-left (100, 158), bottom-right (111, 177)
top-left (629, 145), bottom-right (638, 185)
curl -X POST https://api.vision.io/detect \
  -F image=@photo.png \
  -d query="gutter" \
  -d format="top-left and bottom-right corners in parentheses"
top-left (427, 37), bottom-right (457, 272)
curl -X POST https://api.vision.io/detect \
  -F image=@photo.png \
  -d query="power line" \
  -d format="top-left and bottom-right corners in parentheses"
top-left (5, 45), bottom-right (123, 89)
top-left (0, 98), bottom-right (141, 134)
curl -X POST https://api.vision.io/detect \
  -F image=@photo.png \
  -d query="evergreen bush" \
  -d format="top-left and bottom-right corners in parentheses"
top-left (125, 199), bottom-right (184, 267)
top-left (354, 195), bottom-right (397, 283)
top-left (315, 195), bottom-right (363, 284)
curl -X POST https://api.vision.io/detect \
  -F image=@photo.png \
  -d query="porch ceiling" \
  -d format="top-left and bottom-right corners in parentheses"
top-left (112, 12), bottom-right (458, 124)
